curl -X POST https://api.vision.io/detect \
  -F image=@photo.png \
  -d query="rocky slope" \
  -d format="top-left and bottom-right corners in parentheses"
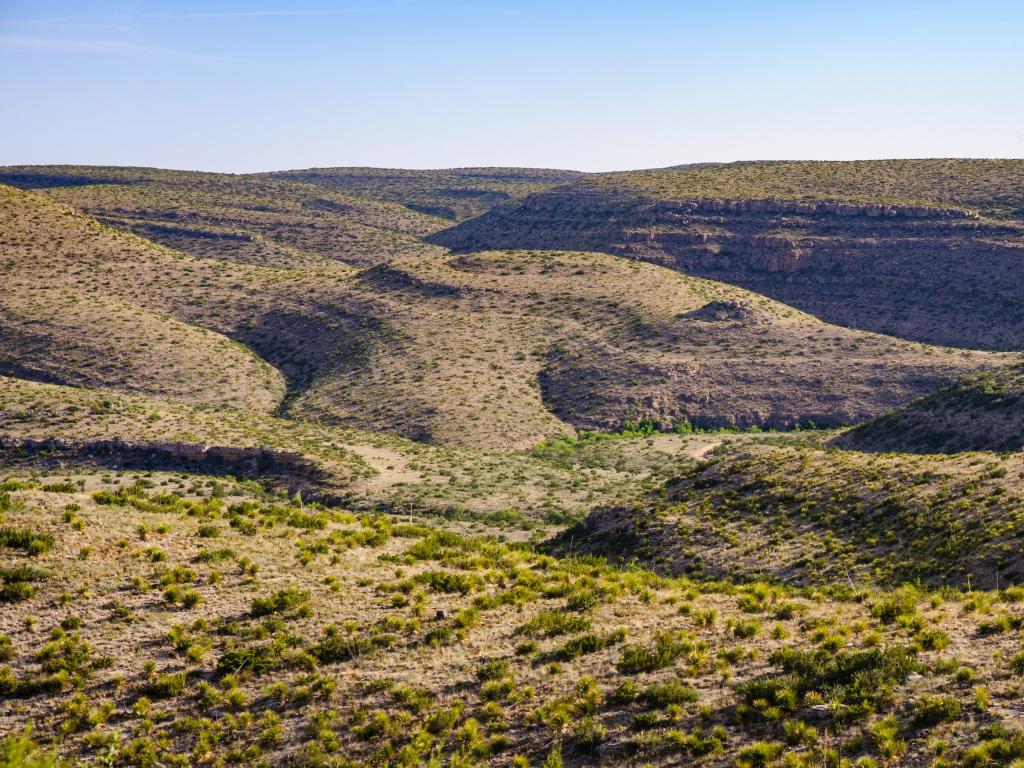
top-left (432, 160), bottom-right (1024, 350)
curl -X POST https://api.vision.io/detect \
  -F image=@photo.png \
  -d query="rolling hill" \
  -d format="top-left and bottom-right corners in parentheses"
top-left (432, 159), bottom-right (1024, 350)
top-left (0, 164), bottom-right (449, 268)
top-left (261, 166), bottom-right (584, 221)
top-left (1, 182), bottom-right (1008, 451)
top-left (836, 362), bottom-right (1024, 453)
top-left (563, 442), bottom-right (1024, 588)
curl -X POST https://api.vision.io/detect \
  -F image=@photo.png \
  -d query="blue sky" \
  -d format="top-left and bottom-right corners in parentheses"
top-left (1, 0), bottom-right (1022, 172)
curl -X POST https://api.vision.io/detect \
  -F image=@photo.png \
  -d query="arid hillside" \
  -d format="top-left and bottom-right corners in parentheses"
top-left (564, 443), bottom-right (1024, 588)
top-left (0, 374), bottom-right (723, 522)
top-left (6, 463), bottom-right (1024, 768)
top-left (836, 362), bottom-right (1024, 453)
top-left (432, 159), bottom-right (1024, 350)
top-left (1, 184), bottom-right (1007, 450)
top-left (4, 160), bottom-right (1024, 768)
top-left (0, 164), bottom-right (449, 268)
top-left (261, 166), bottom-right (584, 221)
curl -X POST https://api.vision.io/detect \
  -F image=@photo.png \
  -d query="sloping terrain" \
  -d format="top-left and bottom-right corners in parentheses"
top-left (0, 184), bottom-right (379, 419)
top-left (262, 166), bottom-right (584, 221)
top-left (2, 183), bottom-right (1008, 449)
top-left (0, 374), bottom-right (713, 522)
top-left (432, 159), bottom-right (1024, 350)
top-left (4, 158), bottom-right (1024, 768)
top-left (566, 444), bottom-right (1024, 588)
top-left (0, 165), bottom-right (449, 268)
top-left (836, 362), bottom-right (1024, 453)
top-left (408, 249), bottom-right (1006, 434)
top-left (0, 287), bottom-right (286, 414)
top-left (6, 466), bottom-right (1024, 768)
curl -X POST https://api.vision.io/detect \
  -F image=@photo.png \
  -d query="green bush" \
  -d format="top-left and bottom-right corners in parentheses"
top-left (617, 631), bottom-right (694, 674)
top-left (0, 528), bottom-right (54, 555)
top-left (640, 679), bottom-right (699, 708)
top-left (250, 586), bottom-right (311, 617)
top-left (144, 671), bottom-right (187, 699)
top-left (515, 611), bottom-right (591, 637)
top-left (0, 727), bottom-right (69, 768)
top-left (913, 695), bottom-right (962, 727)
top-left (216, 644), bottom-right (282, 677)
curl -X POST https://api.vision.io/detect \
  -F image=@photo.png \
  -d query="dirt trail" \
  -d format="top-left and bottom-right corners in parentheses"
top-left (645, 433), bottom-right (725, 459)
top-left (690, 439), bottom-right (723, 459)
top-left (346, 443), bottom-right (423, 490)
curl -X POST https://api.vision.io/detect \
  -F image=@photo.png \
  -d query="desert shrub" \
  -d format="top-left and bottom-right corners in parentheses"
top-left (476, 658), bottom-right (511, 681)
top-left (869, 715), bottom-right (906, 759)
top-left (414, 570), bottom-right (480, 595)
top-left (960, 724), bottom-right (1024, 767)
top-left (730, 618), bottom-right (761, 638)
top-left (0, 528), bottom-right (53, 555)
top-left (658, 727), bottom-right (725, 757)
top-left (41, 482), bottom-right (76, 493)
top-left (541, 742), bottom-right (563, 768)
top-left (783, 719), bottom-right (818, 746)
top-left (250, 586), bottom-right (311, 617)
top-left (515, 611), bottom-right (591, 637)
top-left (216, 643), bottom-right (282, 677)
top-left (144, 671), bottom-right (187, 699)
top-left (0, 582), bottom-right (35, 603)
top-left (425, 704), bottom-right (464, 735)
top-left (914, 695), bottom-right (962, 727)
top-left (0, 726), bottom-right (69, 768)
top-left (641, 679), bottom-right (699, 708)
top-left (870, 587), bottom-right (921, 624)
top-left (737, 645), bottom-right (919, 718)
top-left (735, 741), bottom-right (784, 767)
top-left (573, 717), bottom-right (606, 753)
top-left (551, 629), bottom-right (626, 661)
top-left (37, 633), bottom-right (107, 677)
top-left (311, 625), bottom-right (391, 663)
top-left (617, 631), bottom-right (695, 674)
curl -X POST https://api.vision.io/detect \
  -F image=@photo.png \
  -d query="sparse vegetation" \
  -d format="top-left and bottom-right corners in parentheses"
top-left (0, 161), bottom-right (1022, 766)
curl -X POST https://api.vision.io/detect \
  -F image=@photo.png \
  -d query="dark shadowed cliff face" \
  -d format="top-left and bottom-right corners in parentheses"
top-left (432, 184), bottom-right (1024, 351)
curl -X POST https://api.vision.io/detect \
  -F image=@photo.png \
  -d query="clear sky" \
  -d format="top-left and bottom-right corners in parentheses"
top-left (2, 0), bottom-right (1022, 172)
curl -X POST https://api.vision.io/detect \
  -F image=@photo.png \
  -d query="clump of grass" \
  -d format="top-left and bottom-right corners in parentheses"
top-left (617, 631), bottom-right (696, 674)
top-left (250, 586), bottom-right (311, 617)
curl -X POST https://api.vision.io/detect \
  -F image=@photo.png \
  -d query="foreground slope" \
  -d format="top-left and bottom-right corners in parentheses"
top-left (432, 159), bottom-right (1024, 350)
top-left (836, 362), bottom-right (1024, 453)
top-left (6, 466), bottom-right (1024, 767)
top-left (566, 443), bottom-right (1024, 588)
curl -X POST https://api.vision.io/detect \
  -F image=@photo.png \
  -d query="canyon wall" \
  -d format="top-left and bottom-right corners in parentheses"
top-left (433, 190), bottom-right (1024, 350)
